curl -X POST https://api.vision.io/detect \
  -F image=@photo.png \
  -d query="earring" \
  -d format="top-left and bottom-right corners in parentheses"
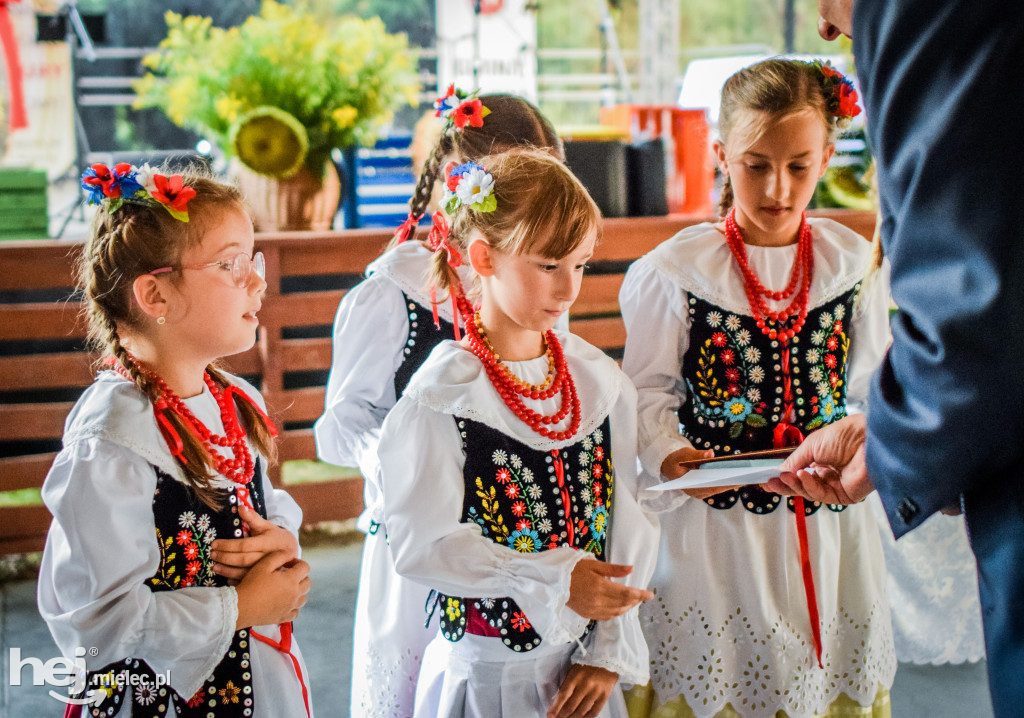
top-left (157, 316), bottom-right (166, 325)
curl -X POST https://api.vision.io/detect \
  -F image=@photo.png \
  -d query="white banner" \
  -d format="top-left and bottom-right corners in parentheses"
top-left (1, 0), bottom-right (75, 178)
top-left (435, 0), bottom-right (537, 101)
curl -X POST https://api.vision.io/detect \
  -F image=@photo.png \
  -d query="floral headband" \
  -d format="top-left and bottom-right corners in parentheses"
top-left (444, 161), bottom-right (497, 214)
top-left (434, 85), bottom-right (491, 130)
top-left (81, 163), bottom-right (196, 222)
top-left (812, 61), bottom-right (861, 129)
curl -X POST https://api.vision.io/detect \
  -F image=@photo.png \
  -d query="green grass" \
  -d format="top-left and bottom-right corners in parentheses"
top-left (0, 488), bottom-right (42, 507)
top-left (280, 460), bottom-right (361, 485)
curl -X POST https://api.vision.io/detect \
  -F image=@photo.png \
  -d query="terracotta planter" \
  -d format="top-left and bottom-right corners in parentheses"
top-left (231, 159), bottom-right (342, 232)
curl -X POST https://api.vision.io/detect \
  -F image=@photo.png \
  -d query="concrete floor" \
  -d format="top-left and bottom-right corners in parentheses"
top-left (0, 540), bottom-right (995, 717)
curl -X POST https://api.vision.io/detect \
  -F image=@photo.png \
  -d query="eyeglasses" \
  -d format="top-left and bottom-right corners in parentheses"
top-left (150, 251), bottom-right (266, 289)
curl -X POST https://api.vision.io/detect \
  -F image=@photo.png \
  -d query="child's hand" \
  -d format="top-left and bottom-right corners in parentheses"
top-left (661, 447), bottom-right (739, 500)
top-left (210, 502), bottom-right (299, 584)
top-left (547, 665), bottom-right (618, 718)
top-left (566, 561), bottom-right (653, 621)
top-left (234, 550), bottom-right (311, 630)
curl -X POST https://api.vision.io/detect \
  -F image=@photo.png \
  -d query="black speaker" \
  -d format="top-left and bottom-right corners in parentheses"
top-left (626, 138), bottom-right (669, 216)
top-left (563, 139), bottom-right (628, 218)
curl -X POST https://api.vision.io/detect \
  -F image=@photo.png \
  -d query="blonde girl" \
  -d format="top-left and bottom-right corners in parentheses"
top-left (314, 90), bottom-right (564, 718)
top-left (378, 148), bottom-right (658, 718)
top-left (38, 164), bottom-right (312, 717)
top-left (620, 59), bottom-right (896, 718)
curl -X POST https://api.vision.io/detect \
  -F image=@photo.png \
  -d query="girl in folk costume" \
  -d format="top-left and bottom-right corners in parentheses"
top-left (620, 59), bottom-right (896, 718)
top-left (314, 88), bottom-right (565, 717)
top-left (378, 149), bottom-right (659, 718)
top-left (38, 165), bottom-right (312, 717)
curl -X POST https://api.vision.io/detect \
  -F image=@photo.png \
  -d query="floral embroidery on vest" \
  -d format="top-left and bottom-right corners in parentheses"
top-left (78, 465), bottom-right (268, 717)
top-left (680, 289), bottom-right (860, 516)
top-left (432, 418), bottom-right (613, 652)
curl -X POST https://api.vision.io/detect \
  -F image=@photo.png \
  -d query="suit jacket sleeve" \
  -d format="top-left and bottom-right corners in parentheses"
top-left (853, 0), bottom-right (1024, 535)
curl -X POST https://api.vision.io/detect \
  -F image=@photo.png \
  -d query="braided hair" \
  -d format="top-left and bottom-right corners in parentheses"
top-left (78, 164), bottom-right (276, 509)
top-left (390, 93), bottom-right (563, 249)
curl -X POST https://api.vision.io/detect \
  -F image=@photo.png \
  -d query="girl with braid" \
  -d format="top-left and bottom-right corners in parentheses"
top-left (379, 149), bottom-right (657, 718)
top-left (38, 164), bottom-right (313, 717)
top-left (620, 59), bottom-right (895, 718)
top-left (314, 89), bottom-right (564, 718)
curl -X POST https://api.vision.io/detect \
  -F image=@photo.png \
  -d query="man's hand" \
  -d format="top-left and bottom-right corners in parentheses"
top-left (762, 414), bottom-right (874, 505)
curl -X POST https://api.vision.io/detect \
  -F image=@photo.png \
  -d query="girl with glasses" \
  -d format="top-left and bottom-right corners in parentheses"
top-left (38, 164), bottom-right (314, 717)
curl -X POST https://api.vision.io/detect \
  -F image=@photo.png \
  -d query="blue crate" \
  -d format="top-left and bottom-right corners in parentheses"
top-left (339, 135), bottom-right (433, 229)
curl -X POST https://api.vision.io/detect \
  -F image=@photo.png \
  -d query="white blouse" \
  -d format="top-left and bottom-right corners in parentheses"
top-left (378, 334), bottom-right (659, 685)
top-left (621, 218), bottom-right (892, 482)
top-left (37, 372), bottom-right (310, 717)
top-left (315, 239), bottom-right (568, 530)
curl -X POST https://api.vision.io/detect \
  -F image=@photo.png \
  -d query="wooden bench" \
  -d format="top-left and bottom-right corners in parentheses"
top-left (0, 210), bottom-right (875, 554)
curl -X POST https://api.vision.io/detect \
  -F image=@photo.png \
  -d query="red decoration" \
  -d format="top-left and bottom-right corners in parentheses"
top-left (0, 1), bottom-right (27, 131)
top-left (452, 99), bottom-right (485, 129)
top-left (461, 298), bottom-right (581, 441)
top-left (150, 173), bottom-right (197, 213)
top-left (723, 208), bottom-right (814, 345)
top-left (112, 354), bottom-right (272, 486)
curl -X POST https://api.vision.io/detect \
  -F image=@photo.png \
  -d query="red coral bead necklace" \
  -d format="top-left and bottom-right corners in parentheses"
top-left (724, 207), bottom-right (814, 344)
top-left (459, 295), bottom-right (581, 441)
top-left (112, 352), bottom-right (255, 485)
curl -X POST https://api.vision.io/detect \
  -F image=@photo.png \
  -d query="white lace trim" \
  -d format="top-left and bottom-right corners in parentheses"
top-left (350, 645), bottom-right (422, 718)
top-left (643, 595), bottom-right (897, 718)
top-left (574, 654), bottom-right (648, 689)
top-left (647, 219), bottom-right (870, 318)
top-left (404, 335), bottom-right (627, 452)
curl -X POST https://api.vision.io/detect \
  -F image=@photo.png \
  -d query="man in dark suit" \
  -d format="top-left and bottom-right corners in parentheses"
top-left (767, 2), bottom-right (1024, 716)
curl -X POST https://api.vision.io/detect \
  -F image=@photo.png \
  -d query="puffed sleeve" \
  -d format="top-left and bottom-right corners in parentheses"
top-left (620, 258), bottom-right (694, 478)
top-left (37, 439), bottom-right (237, 701)
top-left (845, 261), bottom-right (892, 414)
top-left (314, 276), bottom-right (409, 521)
top-left (571, 381), bottom-right (659, 686)
top-left (379, 398), bottom-right (592, 644)
top-left (261, 455), bottom-right (303, 543)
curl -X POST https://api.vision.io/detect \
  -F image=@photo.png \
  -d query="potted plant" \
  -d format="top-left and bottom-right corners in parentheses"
top-left (134, 0), bottom-right (420, 230)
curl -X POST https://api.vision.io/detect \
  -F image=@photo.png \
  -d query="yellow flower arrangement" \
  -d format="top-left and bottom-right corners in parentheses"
top-left (134, 1), bottom-right (420, 179)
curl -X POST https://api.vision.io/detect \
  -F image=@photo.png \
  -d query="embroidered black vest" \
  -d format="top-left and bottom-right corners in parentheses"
top-left (79, 462), bottom-right (269, 717)
top-left (434, 417), bottom-right (614, 653)
top-left (679, 288), bottom-right (860, 515)
top-left (393, 293), bottom-right (456, 398)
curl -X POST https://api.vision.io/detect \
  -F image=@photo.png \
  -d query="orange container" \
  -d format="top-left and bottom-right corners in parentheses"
top-left (599, 105), bottom-right (714, 216)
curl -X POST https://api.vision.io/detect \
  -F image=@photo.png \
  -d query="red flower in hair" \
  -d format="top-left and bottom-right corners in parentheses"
top-left (150, 173), bottom-right (196, 213)
top-left (452, 99), bottom-right (485, 129)
top-left (837, 83), bottom-right (861, 119)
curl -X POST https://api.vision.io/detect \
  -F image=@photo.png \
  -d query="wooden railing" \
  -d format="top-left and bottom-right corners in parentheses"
top-left (0, 210), bottom-right (876, 554)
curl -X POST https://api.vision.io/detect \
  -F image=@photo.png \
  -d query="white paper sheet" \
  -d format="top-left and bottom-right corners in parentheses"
top-left (646, 459), bottom-right (784, 491)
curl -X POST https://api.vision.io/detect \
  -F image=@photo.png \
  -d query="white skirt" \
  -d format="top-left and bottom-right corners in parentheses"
top-left (641, 498), bottom-right (896, 718)
top-left (350, 530), bottom-right (436, 718)
top-left (415, 633), bottom-right (628, 718)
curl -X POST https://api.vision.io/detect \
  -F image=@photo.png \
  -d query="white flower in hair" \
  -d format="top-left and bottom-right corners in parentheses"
top-left (455, 166), bottom-right (495, 209)
top-left (135, 163), bottom-right (160, 195)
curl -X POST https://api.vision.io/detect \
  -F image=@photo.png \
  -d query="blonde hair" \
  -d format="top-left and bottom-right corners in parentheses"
top-left (718, 58), bottom-right (838, 216)
top-left (390, 93), bottom-right (564, 249)
top-left (429, 148), bottom-right (600, 299)
top-left (78, 164), bottom-right (276, 509)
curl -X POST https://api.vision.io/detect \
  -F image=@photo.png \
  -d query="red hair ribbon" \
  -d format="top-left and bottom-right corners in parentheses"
top-left (393, 212), bottom-right (419, 245)
top-left (153, 407), bottom-right (186, 463)
top-left (0, 1), bottom-right (27, 131)
top-left (427, 211), bottom-right (462, 268)
top-left (222, 385), bottom-right (279, 438)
